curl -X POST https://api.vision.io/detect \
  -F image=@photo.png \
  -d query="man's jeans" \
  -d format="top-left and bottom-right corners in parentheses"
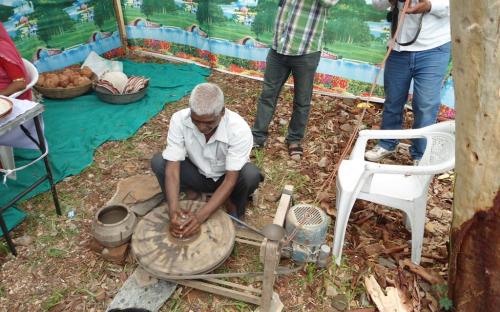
top-left (252, 49), bottom-right (321, 145)
top-left (379, 42), bottom-right (451, 160)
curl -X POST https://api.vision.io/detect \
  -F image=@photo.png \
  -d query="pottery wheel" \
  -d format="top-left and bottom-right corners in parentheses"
top-left (132, 200), bottom-right (235, 279)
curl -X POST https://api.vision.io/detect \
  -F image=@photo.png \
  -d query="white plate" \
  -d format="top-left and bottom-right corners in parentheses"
top-left (0, 97), bottom-right (13, 118)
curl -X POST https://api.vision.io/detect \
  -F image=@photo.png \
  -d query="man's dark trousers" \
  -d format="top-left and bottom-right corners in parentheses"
top-left (151, 153), bottom-right (262, 218)
top-left (252, 49), bottom-right (321, 145)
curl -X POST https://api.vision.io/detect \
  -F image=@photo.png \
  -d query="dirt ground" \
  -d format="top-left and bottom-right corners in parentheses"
top-left (0, 56), bottom-right (454, 312)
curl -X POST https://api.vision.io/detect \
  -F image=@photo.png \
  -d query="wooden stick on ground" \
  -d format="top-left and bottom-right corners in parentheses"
top-left (401, 259), bottom-right (444, 285)
top-left (364, 275), bottom-right (409, 312)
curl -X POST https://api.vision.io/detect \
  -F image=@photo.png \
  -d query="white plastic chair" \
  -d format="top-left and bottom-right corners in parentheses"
top-left (0, 59), bottom-right (39, 180)
top-left (10, 58), bottom-right (39, 98)
top-left (332, 121), bottom-right (455, 265)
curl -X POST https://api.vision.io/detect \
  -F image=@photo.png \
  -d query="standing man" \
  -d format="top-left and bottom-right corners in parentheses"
top-left (365, 0), bottom-right (451, 164)
top-left (151, 83), bottom-right (262, 238)
top-left (252, 0), bottom-right (339, 159)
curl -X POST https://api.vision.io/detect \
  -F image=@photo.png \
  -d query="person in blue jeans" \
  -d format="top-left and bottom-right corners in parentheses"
top-left (366, 0), bottom-right (451, 164)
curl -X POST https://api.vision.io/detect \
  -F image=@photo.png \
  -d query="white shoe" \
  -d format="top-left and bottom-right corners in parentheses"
top-left (413, 160), bottom-right (420, 166)
top-left (365, 145), bottom-right (395, 161)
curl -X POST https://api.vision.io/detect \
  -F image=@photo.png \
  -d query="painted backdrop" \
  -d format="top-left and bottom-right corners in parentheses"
top-left (122, 0), bottom-right (455, 116)
top-left (0, 0), bottom-right (123, 72)
top-left (1, 0), bottom-right (455, 116)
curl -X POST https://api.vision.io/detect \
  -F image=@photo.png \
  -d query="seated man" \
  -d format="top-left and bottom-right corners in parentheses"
top-left (151, 83), bottom-right (262, 238)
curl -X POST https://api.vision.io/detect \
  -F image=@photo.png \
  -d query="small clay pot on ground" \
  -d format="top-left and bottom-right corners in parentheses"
top-left (92, 204), bottom-right (137, 248)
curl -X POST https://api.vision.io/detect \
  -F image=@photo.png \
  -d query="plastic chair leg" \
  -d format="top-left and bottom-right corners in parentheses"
top-left (410, 199), bottom-right (427, 264)
top-left (332, 187), bottom-right (357, 265)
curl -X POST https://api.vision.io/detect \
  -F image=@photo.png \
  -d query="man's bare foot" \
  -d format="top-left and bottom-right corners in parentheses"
top-left (185, 189), bottom-right (201, 200)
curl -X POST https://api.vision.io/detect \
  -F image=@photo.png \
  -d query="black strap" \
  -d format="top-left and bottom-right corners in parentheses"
top-left (20, 124), bottom-right (42, 150)
top-left (396, 13), bottom-right (425, 46)
top-left (389, 5), bottom-right (426, 47)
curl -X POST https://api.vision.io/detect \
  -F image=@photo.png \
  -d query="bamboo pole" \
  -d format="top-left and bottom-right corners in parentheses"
top-left (113, 0), bottom-right (128, 53)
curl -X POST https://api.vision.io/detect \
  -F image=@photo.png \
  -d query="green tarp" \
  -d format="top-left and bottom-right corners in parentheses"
top-left (0, 60), bottom-right (210, 210)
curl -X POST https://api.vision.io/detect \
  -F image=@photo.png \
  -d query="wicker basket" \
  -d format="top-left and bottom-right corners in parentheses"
top-left (94, 82), bottom-right (149, 105)
top-left (34, 73), bottom-right (97, 100)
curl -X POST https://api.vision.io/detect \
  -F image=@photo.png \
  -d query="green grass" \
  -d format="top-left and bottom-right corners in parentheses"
top-left (125, 7), bottom-right (272, 44)
top-left (324, 41), bottom-right (386, 64)
top-left (124, 7), bottom-right (197, 29)
top-left (47, 248), bottom-right (68, 258)
top-left (42, 288), bottom-right (68, 311)
top-left (252, 148), bottom-right (265, 169)
top-left (47, 19), bottom-right (117, 49)
top-left (14, 18), bottom-right (117, 59)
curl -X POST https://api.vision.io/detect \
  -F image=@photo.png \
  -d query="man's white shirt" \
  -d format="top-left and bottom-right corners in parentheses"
top-left (162, 108), bottom-right (253, 181)
top-left (372, 0), bottom-right (451, 51)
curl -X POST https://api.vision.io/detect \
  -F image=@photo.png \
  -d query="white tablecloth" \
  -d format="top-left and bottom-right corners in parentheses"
top-left (0, 97), bottom-right (43, 149)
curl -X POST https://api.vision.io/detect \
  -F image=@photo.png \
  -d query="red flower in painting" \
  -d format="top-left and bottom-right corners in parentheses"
top-left (332, 76), bottom-right (349, 90)
top-left (250, 61), bottom-right (266, 71)
top-left (229, 64), bottom-right (245, 73)
top-left (208, 54), bottom-right (218, 64)
top-left (159, 41), bottom-right (171, 51)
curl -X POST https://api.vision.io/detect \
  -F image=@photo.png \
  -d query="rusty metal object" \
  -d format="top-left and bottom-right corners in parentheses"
top-left (92, 204), bottom-right (137, 247)
top-left (132, 200), bottom-right (235, 279)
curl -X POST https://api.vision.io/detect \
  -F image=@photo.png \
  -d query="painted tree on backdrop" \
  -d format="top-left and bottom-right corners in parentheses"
top-left (251, 0), bottom-right (277, 40)
top-left (323, 0), bottom-right (384, 46)
top-left (196, 0), bottom-right (226, 26)
top-left (91, 0), bottom-right (115, 30)
top-left (141, 0), bottom-right (177, 19)
top-left (32, 0), bottom-right (76, 43)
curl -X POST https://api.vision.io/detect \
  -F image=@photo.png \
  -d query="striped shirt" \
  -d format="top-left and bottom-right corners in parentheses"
top-left (273, 0), bottom-right (339, 56)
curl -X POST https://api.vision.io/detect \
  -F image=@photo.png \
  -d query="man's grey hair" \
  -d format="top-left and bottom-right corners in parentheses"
top-left (189, 83), bottom-right (225, 115)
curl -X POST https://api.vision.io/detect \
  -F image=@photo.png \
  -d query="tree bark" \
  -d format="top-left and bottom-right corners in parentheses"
top-left (449, 1), bottom-right (500, 311)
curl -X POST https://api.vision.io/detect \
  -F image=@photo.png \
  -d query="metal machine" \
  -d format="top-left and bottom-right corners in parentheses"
top-left (282, 203), bottom-right (331, 266)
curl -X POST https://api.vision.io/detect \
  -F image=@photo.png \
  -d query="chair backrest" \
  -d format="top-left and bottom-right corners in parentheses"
top-left (419, 121), bottom-right (455, 167)
top-left (9, 58), bottom-right (39, 99)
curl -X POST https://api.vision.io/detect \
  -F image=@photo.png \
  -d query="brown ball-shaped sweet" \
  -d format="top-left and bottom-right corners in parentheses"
top-left (37, 75), bottom-right (46, 87)
top-left (81, 66), bottom-right (93, 78)
top-left (45, 77), bottom-right (59, 88)
top-left (58, 74), bottom-right (70, 88)
top-left (75, 76), bottom-right (91, 86)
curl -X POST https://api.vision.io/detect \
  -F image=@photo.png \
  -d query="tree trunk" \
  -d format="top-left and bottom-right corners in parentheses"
top-left (449, 1), bottom-right (500, 311)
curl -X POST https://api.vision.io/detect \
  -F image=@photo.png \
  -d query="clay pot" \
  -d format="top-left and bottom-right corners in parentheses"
top-left (92, 204), bottom-right (137, 247)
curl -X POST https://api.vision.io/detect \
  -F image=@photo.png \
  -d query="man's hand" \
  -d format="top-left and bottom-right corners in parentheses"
top-left (175, 212), bottom-right (203, 238)
top-left (169, 209), bottom-right (187, 237)
top-left (406, 0), bottom-right (432, 14)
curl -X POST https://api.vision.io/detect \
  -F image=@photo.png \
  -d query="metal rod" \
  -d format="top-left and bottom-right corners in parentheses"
top-left (34, 116), bottom-right (61, 216)
top-left (226, 213), bottom-right (265, 237)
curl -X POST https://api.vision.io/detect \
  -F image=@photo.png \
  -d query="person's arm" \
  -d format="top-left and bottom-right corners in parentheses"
top-left (0, 60), bottom-right (27, 96)
top-left (427, 0), bottom-right (449, 17)
top-left (318, 0), bottom-right (339, 9)
top-left (161, 112), bottom-right (187, 219)
top-left (406, 0), bottom-right (449, 16)
top-left (165, 160), bottom-right (182, 225)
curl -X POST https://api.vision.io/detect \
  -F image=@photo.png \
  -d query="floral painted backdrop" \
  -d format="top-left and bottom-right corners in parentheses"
top-left (122, 0), bottom-right (455, 118)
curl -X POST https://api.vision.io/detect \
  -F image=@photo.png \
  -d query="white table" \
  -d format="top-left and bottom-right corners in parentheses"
top-left (0, 99), bottom-right (61, 255)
